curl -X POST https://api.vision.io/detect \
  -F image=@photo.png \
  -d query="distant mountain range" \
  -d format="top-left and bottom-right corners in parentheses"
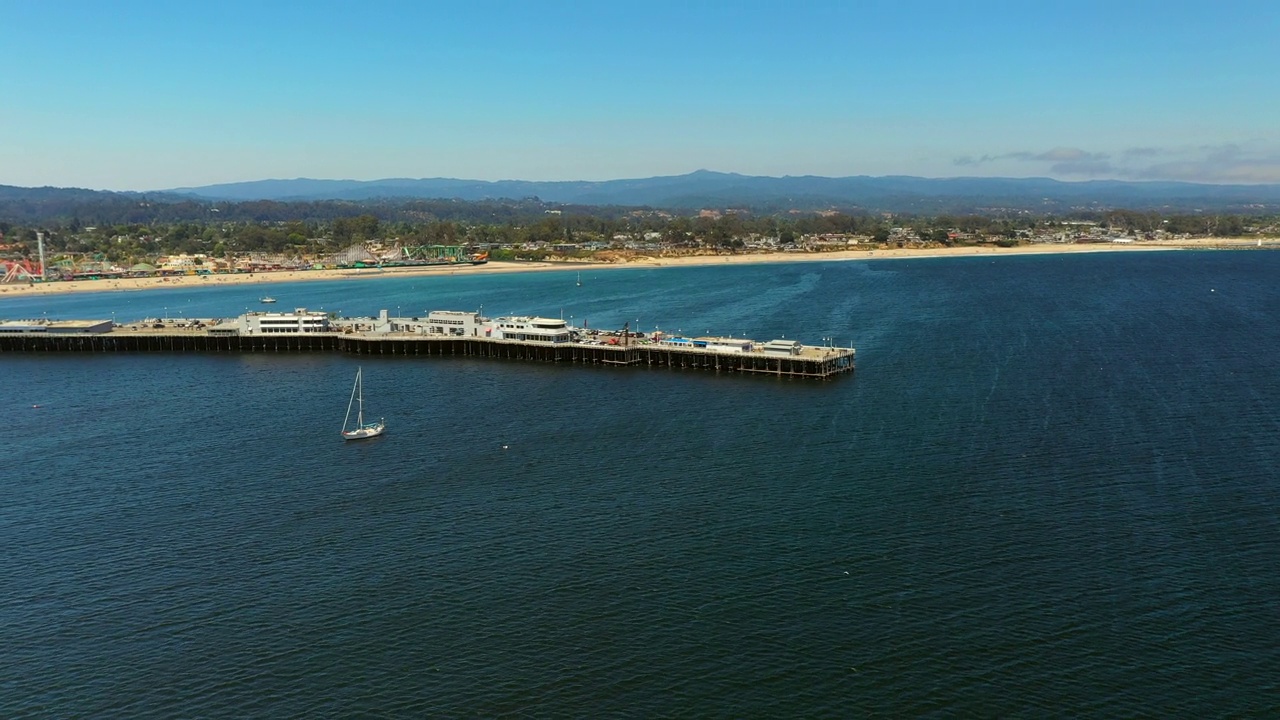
top-left (166, 170), bottom-right (1280, 211)
top-left (3, 172), bottom-right (1280, 226)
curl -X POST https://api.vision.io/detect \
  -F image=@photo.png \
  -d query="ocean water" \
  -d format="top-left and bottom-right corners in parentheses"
top-left (2, 252), bottom-right (1278, 717)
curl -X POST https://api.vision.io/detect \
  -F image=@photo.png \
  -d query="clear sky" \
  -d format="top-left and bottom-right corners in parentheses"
top-left (2, 0), bottom-right (1277, 190)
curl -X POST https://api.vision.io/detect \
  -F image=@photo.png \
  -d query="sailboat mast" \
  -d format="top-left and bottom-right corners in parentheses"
top-left (343, 368), bottom-right (359, 432)
top-left (355, 368), bottom-right (364, 426)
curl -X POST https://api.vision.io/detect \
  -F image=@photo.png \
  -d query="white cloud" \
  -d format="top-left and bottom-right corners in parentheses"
top-left (1125, 143), bottom-right (1280, 183)
top-left (954, 142), bottom-right (1280, 183)
top-left (954, 147), bottom-right (1110, 171)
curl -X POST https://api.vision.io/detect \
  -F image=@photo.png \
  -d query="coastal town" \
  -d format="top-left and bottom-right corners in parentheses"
top-left (1, 214), bottom-right (1275, 288)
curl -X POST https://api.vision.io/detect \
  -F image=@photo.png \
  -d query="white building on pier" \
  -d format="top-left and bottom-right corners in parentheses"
top-left (208, 308), bottom-right (330, 336)
top-left (484, 316), bottom-right (571, 343)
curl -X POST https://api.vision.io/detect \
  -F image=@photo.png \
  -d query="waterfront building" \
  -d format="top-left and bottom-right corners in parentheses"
top-left (0, 319), bottom-right (112, 334)
top-left (425, 311), bottom-right (485, 337)
top-left (762, 339), bottom-right (802, 356)
top-left (656, 336), bottom-right (757, 353)
top-left (483, 316), bottom-right (571, 343)
top-left (701, 337), bottom-right (754, 354)
top-left (209, 308), bottom-right (330, 336)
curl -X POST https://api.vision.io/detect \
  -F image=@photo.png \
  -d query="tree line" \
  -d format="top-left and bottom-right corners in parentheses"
top-left (1, 207), bottom-right (1274, 264)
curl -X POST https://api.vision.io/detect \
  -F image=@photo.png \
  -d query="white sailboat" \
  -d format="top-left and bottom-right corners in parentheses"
top-left (341, 367), bottom-right (385, 440)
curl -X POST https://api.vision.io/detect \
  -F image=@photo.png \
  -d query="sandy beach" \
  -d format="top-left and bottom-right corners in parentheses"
top-left (0, 239), bottom-right (1260, 298)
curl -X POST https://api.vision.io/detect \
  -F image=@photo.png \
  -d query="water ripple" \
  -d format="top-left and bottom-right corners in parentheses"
top-left (3, 253), bottom-right (1280, 716)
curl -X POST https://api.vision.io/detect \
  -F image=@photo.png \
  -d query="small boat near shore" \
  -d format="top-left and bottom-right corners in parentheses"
top-left (260, 296), bottom-right (277, 304)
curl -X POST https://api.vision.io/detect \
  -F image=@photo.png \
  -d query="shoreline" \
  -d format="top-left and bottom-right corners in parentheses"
top-left (0, 240), bottom-right (1263, 298)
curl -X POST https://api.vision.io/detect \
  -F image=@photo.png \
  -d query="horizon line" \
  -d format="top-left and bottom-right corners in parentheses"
top-left (6, 170), bottom-right (1280, 194)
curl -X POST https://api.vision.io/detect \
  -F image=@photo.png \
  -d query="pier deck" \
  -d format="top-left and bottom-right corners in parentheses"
top-left (0, 328), bottom-right (855, 380)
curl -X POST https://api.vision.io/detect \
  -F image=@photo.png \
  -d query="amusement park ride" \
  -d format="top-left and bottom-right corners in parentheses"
top-left (1, 230), bottom-right (45, 283)
top-left (2, 258), bottom-right (41, 283)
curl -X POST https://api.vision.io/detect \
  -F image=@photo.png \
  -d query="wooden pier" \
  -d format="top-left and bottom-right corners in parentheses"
top-left (0, 331), bottom-right (855, 380)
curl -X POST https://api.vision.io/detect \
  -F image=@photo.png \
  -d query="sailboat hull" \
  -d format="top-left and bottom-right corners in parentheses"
top-left (342, 423), bottom-right (386, 440)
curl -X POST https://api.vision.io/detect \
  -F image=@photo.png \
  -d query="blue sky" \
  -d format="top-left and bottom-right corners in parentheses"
top-left (1, 0), bottom-right (1277, 189)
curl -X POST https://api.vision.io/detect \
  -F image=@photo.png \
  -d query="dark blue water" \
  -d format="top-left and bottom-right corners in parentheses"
top-left (3, 252), bottom-right (1278, 717)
